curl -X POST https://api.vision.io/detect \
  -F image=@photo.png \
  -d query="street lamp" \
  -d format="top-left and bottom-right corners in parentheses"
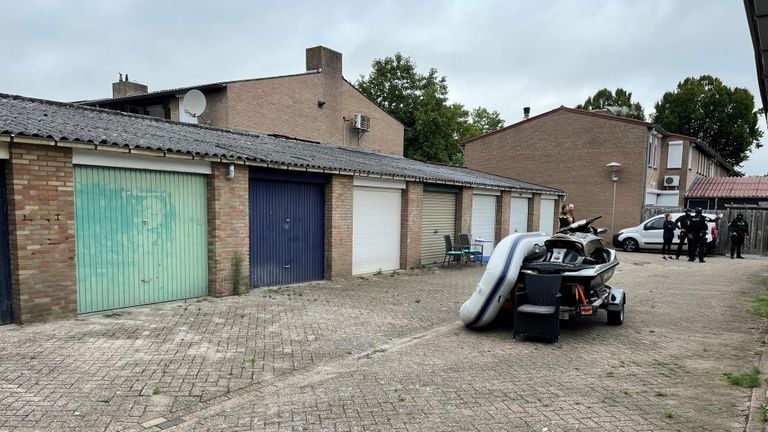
top-left (606, 162), bottom-right (621, 234)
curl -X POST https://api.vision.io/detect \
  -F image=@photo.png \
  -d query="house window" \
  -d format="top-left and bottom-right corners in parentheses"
top-left (688, 146), bottom-right (693, 170)
top-left (647, 135), bottom-right (660, 168)
top-left (667, 141), bottom-right (683, 168)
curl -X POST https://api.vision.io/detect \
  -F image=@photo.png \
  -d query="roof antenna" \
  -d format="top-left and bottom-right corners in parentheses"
top-left (125, 74), bottom-right (129, 82)
top-left (119, 73), bottom-right (123, 82)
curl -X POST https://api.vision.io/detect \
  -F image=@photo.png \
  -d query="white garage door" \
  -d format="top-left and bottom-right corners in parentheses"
top-left (352, 186), bottom-right (402, 274)
top-left (471, 194), bottom-right (497, 258)
top-left (538, 198), bottom-right (556, 235)
top-left (509, 197), bottom-right (529, 235)
top-left (421, 191), bottom-right (457, 265)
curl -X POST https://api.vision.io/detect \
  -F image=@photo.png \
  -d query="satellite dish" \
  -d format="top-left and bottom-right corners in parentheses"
top-left (181, 89), bottom-right (207, 117)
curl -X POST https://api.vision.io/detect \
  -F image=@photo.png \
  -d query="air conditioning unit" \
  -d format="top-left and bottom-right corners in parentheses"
top-left (353, 114), bottom-right (370, 131)
top-left (664, 175), bottom-right (680, 187)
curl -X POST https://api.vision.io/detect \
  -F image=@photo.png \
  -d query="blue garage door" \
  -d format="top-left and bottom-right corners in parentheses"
top-left (0, 161), bottom-right (12, 324)
top-left (249, 169), bottom-right (326, 287)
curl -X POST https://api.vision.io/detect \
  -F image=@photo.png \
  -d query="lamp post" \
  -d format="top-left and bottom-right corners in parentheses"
top-left (606, 162), bottom-right (621, 234)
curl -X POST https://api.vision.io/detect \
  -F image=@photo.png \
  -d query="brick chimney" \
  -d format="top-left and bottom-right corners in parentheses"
top-left (306, 46), bottom-right (342, 76)
top-left (112, 73), bottom-right (148, 98)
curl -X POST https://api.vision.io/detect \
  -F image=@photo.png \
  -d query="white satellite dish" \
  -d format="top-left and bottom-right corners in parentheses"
top-left (181, 89), bottom-right (207, 117)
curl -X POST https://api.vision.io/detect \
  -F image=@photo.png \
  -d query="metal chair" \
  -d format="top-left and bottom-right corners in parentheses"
top-left (442, 235), bottom-right (465, 267)
top-left (513, 273), bottom-right (562, 342)
top-left (457, 233), bottom-right (483, 265)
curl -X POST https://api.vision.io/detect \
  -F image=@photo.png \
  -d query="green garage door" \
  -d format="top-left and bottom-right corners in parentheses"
top-left (75, 166), bottom-right (207, 313)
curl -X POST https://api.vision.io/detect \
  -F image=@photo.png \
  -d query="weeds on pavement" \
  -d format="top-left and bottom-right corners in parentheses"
top-left (722, 367), bottom-right (761, 388)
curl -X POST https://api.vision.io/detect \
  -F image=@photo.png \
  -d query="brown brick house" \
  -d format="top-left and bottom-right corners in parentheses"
top-left (462, 107), bottom-right (736, 236)
top-left (79, 46), bottom-right (404, 156)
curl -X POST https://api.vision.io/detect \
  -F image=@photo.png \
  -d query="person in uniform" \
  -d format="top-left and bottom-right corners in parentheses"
top-left (687, 208), bottom-right (708, 263)
top-left (674, 208), bottom-right (692, 260)
top-left (661, 213), bottom-right (676, 259)
top-left (728, 213), bottom-right (749, 259)
top-left (558, 205), bottom-right (571, 229)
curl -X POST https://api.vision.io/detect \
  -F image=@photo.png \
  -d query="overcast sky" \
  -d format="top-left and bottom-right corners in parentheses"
top-left (2, 0), bottom-right (766, 174)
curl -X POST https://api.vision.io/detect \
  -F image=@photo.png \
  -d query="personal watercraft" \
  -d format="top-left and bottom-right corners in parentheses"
top-left (459, 216), bottom-right (625, 328)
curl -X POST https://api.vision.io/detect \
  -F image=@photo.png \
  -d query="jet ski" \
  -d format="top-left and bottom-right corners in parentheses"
top-left (460, 216), bottom-right (625, 328)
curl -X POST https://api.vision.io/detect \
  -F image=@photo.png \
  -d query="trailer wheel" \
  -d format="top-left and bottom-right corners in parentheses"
top-left (607, 298), bottom-right (625, 325)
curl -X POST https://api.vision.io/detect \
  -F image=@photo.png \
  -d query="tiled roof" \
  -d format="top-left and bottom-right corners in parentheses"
top-left (686, 176), bottom-right (768, 198)
top-left (0, 93), bottom-right (562, 194)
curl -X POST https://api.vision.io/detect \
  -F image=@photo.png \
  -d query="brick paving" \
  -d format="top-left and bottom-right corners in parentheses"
top-left (0, 253), bottom-right (767, 431)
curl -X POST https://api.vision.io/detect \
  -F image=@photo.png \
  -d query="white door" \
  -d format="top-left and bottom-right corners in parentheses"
top-left (352, 187), bottom-right (402, 274)
top-left (421, 192), bottom-right (457, 265)
top-left (509, 197), bottom-right (529, 235)
top-left (471, 194), bottom-right (497, 259)
top-left (538, 198), bottom-right (556, 235)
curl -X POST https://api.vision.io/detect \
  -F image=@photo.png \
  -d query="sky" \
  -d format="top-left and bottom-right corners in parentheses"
top-left (2, 0), bottom-right (766, 174)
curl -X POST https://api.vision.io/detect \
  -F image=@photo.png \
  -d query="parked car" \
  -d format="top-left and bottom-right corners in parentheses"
top-left (612, 213), bottom-right (719, 253)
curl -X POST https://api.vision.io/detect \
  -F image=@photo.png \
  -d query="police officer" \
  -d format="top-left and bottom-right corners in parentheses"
top-left (558, 205), bottom-right (571, 229)
top-left (728, 213), bottom-right (749, 259)
top-left (687, 208), bottom-right (708, 263)
top-left (674, 208), bottom-right (693, 260)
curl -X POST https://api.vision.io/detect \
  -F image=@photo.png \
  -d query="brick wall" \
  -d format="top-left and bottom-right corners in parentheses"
top-left (207, 163), bottom-right (249, 297)
top-left (528, 194), bottom-right (541, 232)
top-left (226, 73), bottom-right (404, 155)
top-left (400, 182), bottom-right (423, 270)
top-left (496, 191), bottom-right (511, 241)
top-left (7, 144), bottom-right (76, 323)
top-left (455, 187), bottom-right (473, 236)
top-left (325, 175), bottom-right (353, 278)
top-left (465, 110), bottom-right (647, 237)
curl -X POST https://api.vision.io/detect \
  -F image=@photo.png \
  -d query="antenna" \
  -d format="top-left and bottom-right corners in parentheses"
top-left (181, 89), bottom-right (207, 118)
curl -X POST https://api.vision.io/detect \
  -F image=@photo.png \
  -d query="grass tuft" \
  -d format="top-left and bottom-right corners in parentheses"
top-left (722, 367), bottom-right (761, 388)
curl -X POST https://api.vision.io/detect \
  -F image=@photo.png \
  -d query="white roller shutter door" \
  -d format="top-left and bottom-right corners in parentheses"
top-left (421, 192), bottom-right (456, 265)
top-left (539, 198), bottom-right (556, 235)
top-left (352, 186), bottom-right (402, 274)
top-left (471, 194), bottom-right (497, 259)
top-left (509, 197), bottom-right (529, 234)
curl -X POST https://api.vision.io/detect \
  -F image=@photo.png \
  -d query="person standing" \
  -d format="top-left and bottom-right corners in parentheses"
top-left (674, 208), bottom-right (692, 260)
top-left (558, 205), bottom-right (571, 229)
top-left (661, 213), bottom-right (676, 259)
top-left (728, 213), bottom-right (749, 259)
top-left (687, 208), bottom-right (708, 263)
top-left (567, 203), bottom-right (575, 223)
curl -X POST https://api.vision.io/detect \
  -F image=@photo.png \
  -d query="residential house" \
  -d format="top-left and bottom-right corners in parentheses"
top-left (0, 93), bottom-right (563, 324)
top-left (462, 107), bottom-right (736, 236)
top-left (79, 46), bottom-right (405, 156)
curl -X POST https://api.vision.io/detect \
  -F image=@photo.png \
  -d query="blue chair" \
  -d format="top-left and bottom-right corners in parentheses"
top-left (442, 235), bottom-right (464, 267)
top-left (457, 233), bottom-right (483, 265)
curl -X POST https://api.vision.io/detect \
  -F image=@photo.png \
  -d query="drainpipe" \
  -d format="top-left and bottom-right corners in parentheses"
top-left (641, 127), bottom-right (651, 220)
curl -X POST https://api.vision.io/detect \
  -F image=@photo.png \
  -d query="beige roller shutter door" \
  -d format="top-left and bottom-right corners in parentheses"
top-left (420, 191), bottom-right (457, 265)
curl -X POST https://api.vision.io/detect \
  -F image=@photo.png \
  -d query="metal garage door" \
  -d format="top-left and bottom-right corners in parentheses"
top-left (471, 193), bottom-right (497, 259)
top-left (74, 166), bottom-right (208, 313)
top-left (421, 190), bottom-right (456, 265)
top-left (0, 161), bottom-right (11, 323)
top-left (249, 170), bottom-right (326, 287)
top-left (539, 198), bottom-right (556, 235)
top-left (353, 183), bottom-right (402, 274)
top-left (509, 197), bottom-right (529, 235)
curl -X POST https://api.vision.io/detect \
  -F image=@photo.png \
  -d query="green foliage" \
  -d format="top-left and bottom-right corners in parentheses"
top-left (577, 88), bottom-right (646, 120)
top-left (662, 409), bottom-right (675, 419)
top-left (652, 75), bottom-right (763, 167)
top-left (722, 367), bottom-right (761, 388)
top-left (356, 53), bottom-right (504, 164)
top-left (751, 291), bottom-right (768, 319)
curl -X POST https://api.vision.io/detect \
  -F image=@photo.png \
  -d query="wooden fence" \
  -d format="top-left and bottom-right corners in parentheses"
top-left (640, 207), bottom-right (768, 256)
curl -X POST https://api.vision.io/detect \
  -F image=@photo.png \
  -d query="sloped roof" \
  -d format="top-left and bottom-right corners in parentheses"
top-left (687, 176), bottom-right (768, 198)
top-left (0, 93), bottom-right (562, 195)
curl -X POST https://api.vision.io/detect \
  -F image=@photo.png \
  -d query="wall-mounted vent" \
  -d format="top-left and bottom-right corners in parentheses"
top-left (353, 114), bottom-right (370, 131)
top-left (664, 175), bottom-right (680, 187)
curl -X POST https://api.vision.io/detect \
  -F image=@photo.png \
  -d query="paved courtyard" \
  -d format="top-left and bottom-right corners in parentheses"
top-left (1, 252), bottom-right (767, 431)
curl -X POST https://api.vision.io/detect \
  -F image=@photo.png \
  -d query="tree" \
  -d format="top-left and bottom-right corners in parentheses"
top-left (652, 75), bottom-right (763, 167)
top-left (576, 88), bottom-right (645, 121)
top-left (356, 53), bottom-right (504, 164)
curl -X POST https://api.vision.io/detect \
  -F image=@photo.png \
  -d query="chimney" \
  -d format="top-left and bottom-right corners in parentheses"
top-left (523, 107), bottom-right (531, 120)
top-left (306, 46), bottom-right (342, 76)
top-left (112, 73), bottom-right (148, 98)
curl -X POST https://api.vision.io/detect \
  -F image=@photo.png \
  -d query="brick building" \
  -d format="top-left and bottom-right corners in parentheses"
top-left (0, 94), bottom-right (563, 324)
top-left (79, 46), bottom-right (404, 156)
top-left (462, 107), bottom-right (736, 236)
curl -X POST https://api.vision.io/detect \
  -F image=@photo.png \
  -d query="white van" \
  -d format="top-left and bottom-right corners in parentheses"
top-left (611, 213), bottom-right (719, 253)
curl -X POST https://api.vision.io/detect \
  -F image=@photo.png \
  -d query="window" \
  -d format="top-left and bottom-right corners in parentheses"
top-left (647, 134), bottom-right (661, 168)
top-left (688, 145), bottom-right (693, 170)
top-left (667, 141), bottom-right (683, 168)
top-left (644, 217), bottom-right (665, 231)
